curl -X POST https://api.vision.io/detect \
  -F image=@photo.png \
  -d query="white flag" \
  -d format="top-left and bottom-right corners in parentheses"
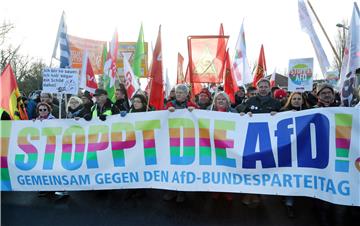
top-left (298, 0), bottom-right (330, 76)
top-left (233, 20), bottom-right (252, 86)
top-left (123, 53), bottom-right (140, 98)
top-left (165, 68), bottom-right (171, 98)
top-left (339, 3), bottom-right (360, 106)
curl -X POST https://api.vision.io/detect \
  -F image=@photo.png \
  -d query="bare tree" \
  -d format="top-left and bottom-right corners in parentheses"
top-left (1, 21), bottom-right (44, 95)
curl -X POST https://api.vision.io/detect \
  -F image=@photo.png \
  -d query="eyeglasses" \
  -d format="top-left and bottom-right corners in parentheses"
top-left (38, 108), bottom-right (48, 112)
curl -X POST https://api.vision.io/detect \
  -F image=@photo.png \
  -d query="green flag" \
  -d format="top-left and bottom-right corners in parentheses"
top-left (132, 23), bottom-right (145, 78)
top-left (102, 43), bottom-right (115, 102)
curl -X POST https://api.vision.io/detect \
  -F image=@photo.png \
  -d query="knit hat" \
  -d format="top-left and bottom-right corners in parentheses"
top-left (316, 83), bottom-right (334, 95)
top-left (274, 89), bottom-right (287, 99)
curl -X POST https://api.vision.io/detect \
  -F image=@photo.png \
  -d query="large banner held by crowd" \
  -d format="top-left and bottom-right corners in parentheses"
top-left (1, 108), bottom-right (359, 206)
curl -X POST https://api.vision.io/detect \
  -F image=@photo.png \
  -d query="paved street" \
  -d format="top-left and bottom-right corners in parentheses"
top-left (1, 190), bottom-right (359, 226)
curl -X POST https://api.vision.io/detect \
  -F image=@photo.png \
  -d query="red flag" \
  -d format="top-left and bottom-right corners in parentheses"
top-left (177, 52), bottom-right (185, 84)
top-left (270, 68), bottom-right (276, 88)
top-left (85, 57), bottom-right (98, 93)
top-left (0, 64), bottom-right (28, 120)
top-left (149, 26), bottom-right (164, 110)
top-left (224, 50), bottom-right (237, 104)
top-left (253, 44), bottom-right (267, 87)
top-left (188, 35), bottom-right (228, 83)
top-left (184, 64), bottom-right (190, 83)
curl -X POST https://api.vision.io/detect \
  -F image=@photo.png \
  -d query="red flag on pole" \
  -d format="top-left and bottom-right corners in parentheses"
top-left (148, 26), bottom-right (164, 110)
top-left (252, 45), bottom-right (267, 87)
top-left (0, 64), bottom-right (28, 120)
top-left (188, 35), bottom-right (228, 83)
top-left (223, 50), bottom-right (237, 104)
top-left (177, 52), bottom-right (185, 84)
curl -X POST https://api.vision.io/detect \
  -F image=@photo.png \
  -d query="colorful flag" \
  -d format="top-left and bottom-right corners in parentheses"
top-left (233, 21), bottom-right (251, 86)
top-left (0, 64), bottom-right (28, 120)
top-left (298, 0), bottom-right (330, 76)
top-left (149, 26), bottom-right (164, 110)
top-left (339, 3), bottom-right (360, 106)
top-left (270, 68), bottom-right (276, 87)
top-left (103, 52), bottom-right (116, 102)
top-left (223, 50), bottom-right (237, 104)
top-left (188, 35), bottom-right (228, 83)
top-left (80, 50), bottom-right (98, 94)
top-left (177, 52), bottom-right (185, 84)
top-left (109, 29), bottom-right (119, 88)
top-left (123, 52), bottom-right (140, 98)
top-left (132, 24), bottom-right (145, 78)
top-left (52, 11), bottom-right (71, 68)
top-left (253, 45), bottom-right (267, 87)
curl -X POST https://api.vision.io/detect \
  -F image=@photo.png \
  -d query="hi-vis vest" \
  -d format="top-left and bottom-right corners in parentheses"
top-left (0, 108), bottom-right (12, 120)
top-left (91, 104), bottom-right (112, 118)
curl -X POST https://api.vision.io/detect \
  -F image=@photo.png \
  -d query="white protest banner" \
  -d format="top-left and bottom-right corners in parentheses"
top-left (1, 108), bottom-right (359, 206)
top-left (42, 67), bottom-right (79, 94)
top-left (288, 58), bottom-right (313, 92)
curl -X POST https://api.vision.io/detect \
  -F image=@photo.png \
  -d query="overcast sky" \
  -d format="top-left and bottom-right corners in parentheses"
top-left (0, 0), bottom-right (355, 83)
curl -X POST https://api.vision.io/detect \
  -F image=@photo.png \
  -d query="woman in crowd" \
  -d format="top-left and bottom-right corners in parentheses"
top-left (35, 102), bottom-right (56, 120)
top-left (130, 93), bottom-right (150, 113)
top-left (210, 92), bottom-right (236, 201)
top-left (281, 92), bottom-right (309, 111)
top-left (114, 84), bottom-right (130, 112)
top-left (35, 102), bottom-right (69, 199)
top-left (66, 96), bottom-right (84, 119)
top-left (209, 92), bottom-right (237, 112)
top-left (279, 92), bottom-right (309, 218)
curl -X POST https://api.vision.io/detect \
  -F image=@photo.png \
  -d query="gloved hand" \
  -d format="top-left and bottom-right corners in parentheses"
top-left (99, 115), bottom-right (107, 121)
top-left (84, 114), bottom-right (91, 121)
top-left (84, 114), bottom-right (92, 121)
top-left (120, 111), bottom-right (127, 117)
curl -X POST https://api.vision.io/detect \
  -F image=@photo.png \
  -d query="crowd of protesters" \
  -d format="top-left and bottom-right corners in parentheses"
top-left (1, 78), bottom-right (360, 225)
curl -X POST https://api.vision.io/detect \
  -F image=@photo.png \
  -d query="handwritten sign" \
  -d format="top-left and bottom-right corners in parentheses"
top-left (42, 68), bottom-right (79, 94)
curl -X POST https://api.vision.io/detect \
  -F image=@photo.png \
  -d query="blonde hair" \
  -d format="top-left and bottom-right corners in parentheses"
top-left (66, 96), bottom-right (83, 111)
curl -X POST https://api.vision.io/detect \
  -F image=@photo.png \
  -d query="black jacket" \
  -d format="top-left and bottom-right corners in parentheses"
top-left (236, 95), bottom-right (281, 114)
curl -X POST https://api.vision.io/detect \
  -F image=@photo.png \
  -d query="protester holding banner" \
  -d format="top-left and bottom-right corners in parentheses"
top-left (34, 103), bottom-right (56, 120)
top-left (236, 78), bottom-right (281, 116)
top-left (196, 88), bottom-right (212, 110)
top-left (34, 102), bottom-right (69, 199)
top-left (231, 86), bottom-right (246, 108)
top-left (315, 83), bottom-right (339, 108)
top-left (279, 91), bottom-right (310, 218)
top-left (314, 83), bottom-right (345, 226)
top-left (210, 91), bottom-right (236, 202)
top-left (281, 92), bottom-right (309, 111)
top-left (209, 92), bottom-right (237, 113)
top-left (80, 91), bottom-right (94, 117)
top-left (164, 84), bottom-right (198, 203)
top-left (166, 84), bottom-right (198, 112)
top-left (66, 96), bottom-right (85, 119)
top-left (129, 93), bottom-right (150, 113)
top-left (114, 84), bottom-right (130, 112)
top-left (40, 92), bottom-right (66, 119)
top-left (273, 89), bottom-right (288, 107)
top-left (236, 79), bottom-right (281, 206)
top-left (84, 89), bottom-right (120, 121)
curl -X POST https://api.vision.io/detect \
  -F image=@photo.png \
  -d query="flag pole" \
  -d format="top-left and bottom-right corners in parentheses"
top-left (307, 0), bottom-right (341, 63)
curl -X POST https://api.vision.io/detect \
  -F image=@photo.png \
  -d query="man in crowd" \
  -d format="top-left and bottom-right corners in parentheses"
top-left (236, 78), bottom-right (281, 115)
top-left (84, 89), bottom-right (120, 121)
